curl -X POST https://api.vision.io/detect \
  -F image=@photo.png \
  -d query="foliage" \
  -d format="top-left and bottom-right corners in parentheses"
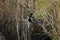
top-left (0, 0), bottom-right (60, 40)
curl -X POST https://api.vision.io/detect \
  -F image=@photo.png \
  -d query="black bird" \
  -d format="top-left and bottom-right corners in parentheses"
top-left (28, 13), bottom-right (34, 23)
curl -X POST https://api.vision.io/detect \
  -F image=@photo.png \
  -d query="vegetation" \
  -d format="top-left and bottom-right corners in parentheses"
top-left (0, 0), bottom-right (60, 40)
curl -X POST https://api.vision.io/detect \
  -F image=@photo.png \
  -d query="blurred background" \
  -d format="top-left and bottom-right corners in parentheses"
top-left (0, 0), bottom-right (60, 40)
